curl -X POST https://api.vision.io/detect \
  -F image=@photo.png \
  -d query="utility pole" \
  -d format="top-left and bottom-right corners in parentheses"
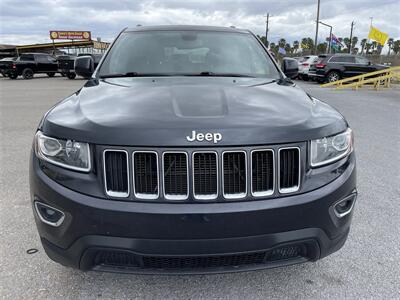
top-left (265, 13), bottom-right (270, 48)
top-left (349, 21), bottom-right (354, 53)
top-left (314, 0), bottom-right (321, 54)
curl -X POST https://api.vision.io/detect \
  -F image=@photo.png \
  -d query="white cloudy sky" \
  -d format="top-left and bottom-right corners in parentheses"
top-left (0, 0), bottom-right (399, 47)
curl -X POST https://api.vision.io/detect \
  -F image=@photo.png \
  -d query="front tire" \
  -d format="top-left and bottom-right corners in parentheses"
top-left (327, 71), bottom-right (341, 83)
top-left (47, 72), bottom-right (55, 77)
top-left (302, 74), bottom-right (309, 81)
top-left (67, 73), bottom-right (76, 79)
top-left (22, 68), bottom-right (34, 79)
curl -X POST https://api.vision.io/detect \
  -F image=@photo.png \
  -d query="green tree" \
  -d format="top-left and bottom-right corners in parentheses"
top-left (365, 42), bottom-right (372, 54)
top-left (316, 43), bottom-right (327, 54)
top-left (257, 35), bottom-right (268, 47)
top-left (269, 42), bottom-right (278, 55)
top-left (293, 40), bottom-right (299, 53)
top-left (351, 36), bottom-right (358, 53)
top-left (360, 38), bottom-right (367, 54)
top-left (371, 41), bottom-right (378, 54)
top-left (343, 37), bottom-right (351, 52)
top-left (284, 43), bottom-right (292, 55)
top-left (392, 40), bottom-right (400, 54)
top-left (387, 38), bottom-right (394, 55)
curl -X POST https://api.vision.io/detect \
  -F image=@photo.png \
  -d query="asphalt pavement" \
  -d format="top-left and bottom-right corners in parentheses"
top-left (0, 75), bottom-right (399, 299)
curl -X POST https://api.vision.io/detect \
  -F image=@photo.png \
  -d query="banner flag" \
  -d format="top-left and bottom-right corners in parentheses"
top-left (368, 26), bottom-right (389, 46)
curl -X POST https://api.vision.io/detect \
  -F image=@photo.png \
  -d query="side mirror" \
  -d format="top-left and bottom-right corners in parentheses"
top-left (74, 56), bottom-right (94, 79)
top-left (281, 57), bottom-right (299, 79)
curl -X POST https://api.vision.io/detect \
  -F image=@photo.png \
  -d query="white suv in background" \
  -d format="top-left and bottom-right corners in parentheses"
top-left (298, 55), bottom-right (318, 81)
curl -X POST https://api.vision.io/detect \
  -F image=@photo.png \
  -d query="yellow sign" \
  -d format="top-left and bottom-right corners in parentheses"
top-left (368, 26), bottom-right (388, 46)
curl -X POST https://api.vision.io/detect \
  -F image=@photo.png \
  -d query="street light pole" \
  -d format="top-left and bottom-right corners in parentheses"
top-left (314, 0), bottom-right (321, 54)
top-left (318, 21), bottom-right (333, 54)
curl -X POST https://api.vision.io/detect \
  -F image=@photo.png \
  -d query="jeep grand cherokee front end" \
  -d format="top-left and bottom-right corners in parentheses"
top-left (30, 25), bottom-right (357, 274)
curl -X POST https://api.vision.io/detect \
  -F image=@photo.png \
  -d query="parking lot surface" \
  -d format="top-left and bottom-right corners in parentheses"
top-left (0, 75), bottom-right (399, 299)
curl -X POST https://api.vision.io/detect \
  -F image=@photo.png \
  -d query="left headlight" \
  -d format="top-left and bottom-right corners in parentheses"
top-left (34, 131), bottom-right (91, 172)
top-left (310, 128), bottom-right (353, 167)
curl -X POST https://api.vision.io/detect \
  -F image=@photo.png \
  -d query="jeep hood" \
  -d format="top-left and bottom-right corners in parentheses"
top-left (41, 77), bottom-right (347, 146)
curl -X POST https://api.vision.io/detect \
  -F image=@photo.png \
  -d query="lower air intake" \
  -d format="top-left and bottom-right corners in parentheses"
top-left (93, 245), bottom-right (307, 271)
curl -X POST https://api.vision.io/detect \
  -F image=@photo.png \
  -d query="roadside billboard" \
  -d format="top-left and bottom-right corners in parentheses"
top-left (50, 31), bottom-right (91, 40)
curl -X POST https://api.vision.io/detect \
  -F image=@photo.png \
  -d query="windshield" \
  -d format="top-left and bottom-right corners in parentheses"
top-left (98, 30), bottom-right (280, 78)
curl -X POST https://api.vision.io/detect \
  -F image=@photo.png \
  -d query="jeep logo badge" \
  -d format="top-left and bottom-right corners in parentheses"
top-left (186, 130), bottom-right (222, 144)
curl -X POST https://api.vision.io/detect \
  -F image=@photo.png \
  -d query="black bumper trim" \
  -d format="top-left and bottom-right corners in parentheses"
top-left (40, 227), bottom-right (349, 274)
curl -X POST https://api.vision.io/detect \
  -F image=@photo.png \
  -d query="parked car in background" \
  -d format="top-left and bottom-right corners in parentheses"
top-left (58, 53), bottom-right (103, 80)
top-left (297, 55), bottom-right (318, 81)
top-left (0, 57), bottom-right (17, 77)
top-left (308, 54), bottom-right (388, 83)
top-left (57, 55), bottom-right (77, 79)
top-left (4, 53), bottom-right (58, 79)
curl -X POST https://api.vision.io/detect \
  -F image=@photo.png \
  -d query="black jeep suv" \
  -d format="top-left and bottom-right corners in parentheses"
top-left (309, 54), bottom-right (388, 83)
top-left (30, 26), bottom-right (357, 274)
top-left (5, 53), bottom-right (58, 79)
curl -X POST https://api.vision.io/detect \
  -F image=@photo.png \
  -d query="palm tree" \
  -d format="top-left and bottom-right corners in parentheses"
top-left (278, 38), bottom-right (286, 48)
top-left (371, 41), bottom-right (378, 54)
top-left (387, 38), bottom-right (394, 55)
top-left (293, 40), bottom-right (299, 54)
top-left (316, 43), bottom-right (327, 54)
top-left (284, 43), bottom-right (292, 55)
top-left (360, 38), bottom-right (367, 54)
top-left (365, 42), bottom-right (372, 55)
top-left (306, 38), bottom-right (314, 51)
top-left (343, 37), bottom-right (351, 52)
top-left (269, 42), bottom-right (278, 55)
top-left (393, 40), bottom-right (400, 54)
top-left (351, 36), bottom-right (358, 53)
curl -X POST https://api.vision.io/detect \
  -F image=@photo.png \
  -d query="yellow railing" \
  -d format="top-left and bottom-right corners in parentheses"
top-left (320, 66), bottom-right (400, 90)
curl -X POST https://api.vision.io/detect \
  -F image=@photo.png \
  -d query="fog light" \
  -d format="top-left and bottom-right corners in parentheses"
top-left (334, 193), bottom-right (357, 218)
top-left (34, 202), bottom-right (65, 226)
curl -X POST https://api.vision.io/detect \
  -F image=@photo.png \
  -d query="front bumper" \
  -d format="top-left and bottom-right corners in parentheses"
top-left (30, 153), bottom-right (357, 274)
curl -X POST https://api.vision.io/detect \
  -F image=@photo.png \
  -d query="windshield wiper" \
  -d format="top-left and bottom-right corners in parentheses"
top-left (184, 72), bottom-right (256, 78)
top-left (99, 72), bottom-right (174, 78)
top-left (249, 77), bottom-right (294, 87)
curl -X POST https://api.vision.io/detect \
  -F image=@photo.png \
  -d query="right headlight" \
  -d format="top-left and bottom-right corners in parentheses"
top-left (34, 131), bottom-right (91, 172)
top-left (310, 128), bottom-right (353, 167)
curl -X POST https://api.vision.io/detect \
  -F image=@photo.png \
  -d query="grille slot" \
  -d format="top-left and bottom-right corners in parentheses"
top-left (192, 152), bottom-right (218, 199)
top-left (163, 152), bottom-right (189, 200)
top-left (251, 150), bottom-right (274, 196)
top-left (103, 150), bottom-right (129, 197)
top-left (133, 152), bottom-right (159, 199)
top-left (279, 147), bottom-right (300, 193)
top-left (222, 151), bottom-right (247, 199)
top-left (142, 252), bottom-right (266, 269)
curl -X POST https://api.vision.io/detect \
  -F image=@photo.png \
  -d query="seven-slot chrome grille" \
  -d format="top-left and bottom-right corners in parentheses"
top-left (103, 147), bottom-right (301, 201)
